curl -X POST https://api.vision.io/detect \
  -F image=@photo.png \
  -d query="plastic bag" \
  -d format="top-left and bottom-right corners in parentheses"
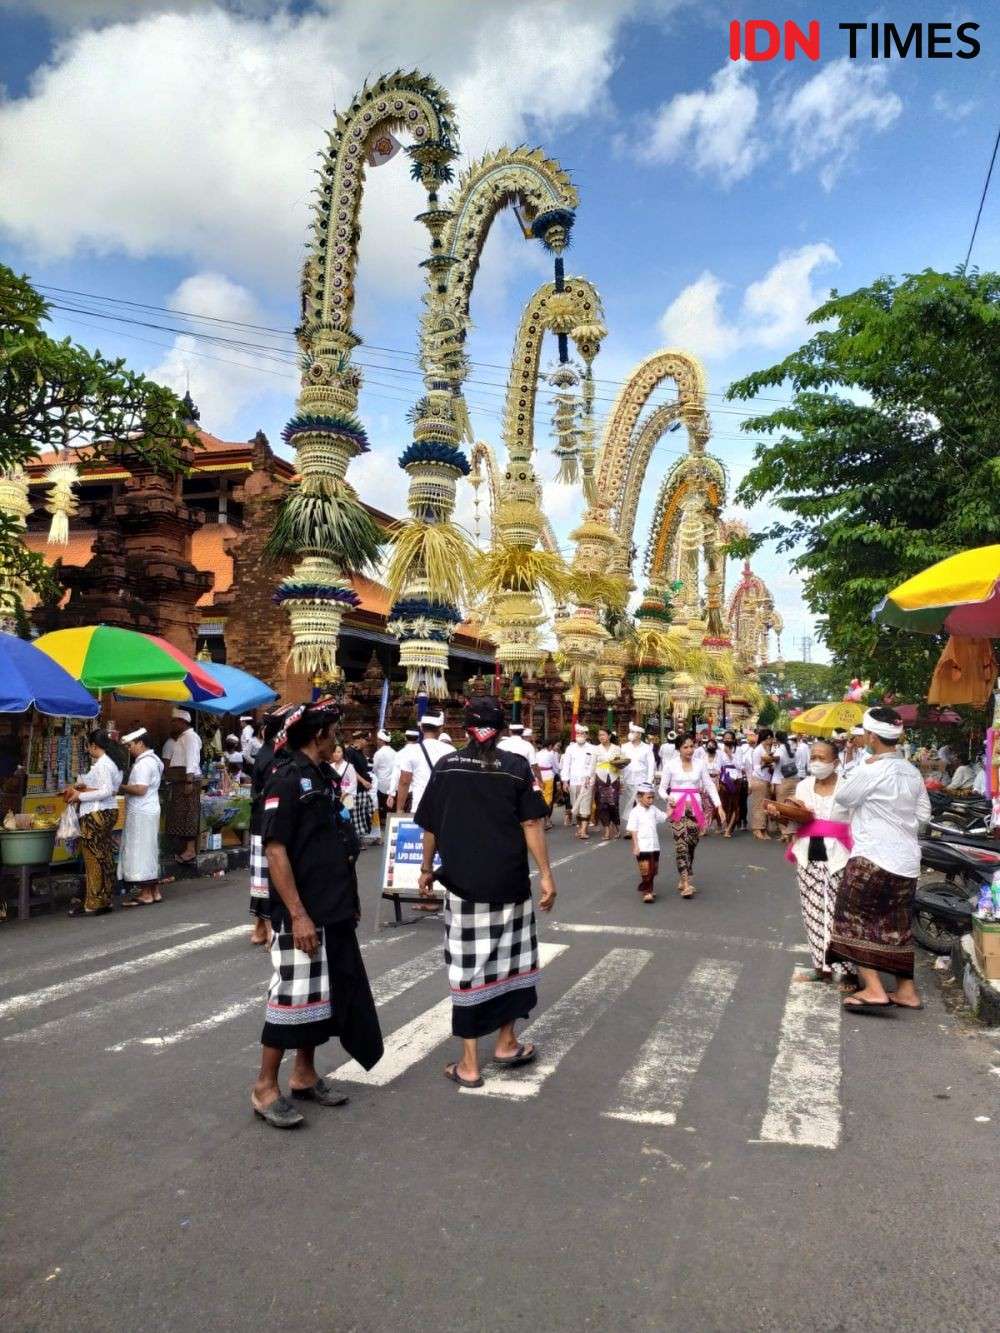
top-left (56, 803), bottom-right (81, 846)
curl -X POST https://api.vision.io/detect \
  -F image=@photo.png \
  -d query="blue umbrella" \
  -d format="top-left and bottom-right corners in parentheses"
top-left (0, 633), bottom-right (100, 717)
top-left (186, 663), bottom-right (278, 716)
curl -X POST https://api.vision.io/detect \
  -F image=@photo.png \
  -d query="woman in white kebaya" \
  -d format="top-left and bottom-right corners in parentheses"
top-left (658, 735), bottom-right (724, 898)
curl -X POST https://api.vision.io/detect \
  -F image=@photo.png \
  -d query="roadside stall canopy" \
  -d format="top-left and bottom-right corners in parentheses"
top-left (0, 633), bottom-right (99, 718)
top-left (873, 546), bottom-right (1000, 636)
top-left (34, 626), bottom-right (224, 698)
top-left (116, 662), bottom-right (277, 715)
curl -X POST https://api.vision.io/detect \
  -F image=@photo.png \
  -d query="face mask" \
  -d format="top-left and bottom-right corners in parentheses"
top-left (706, 746), bottom-right (717, 755)
top-left (809, 760), bottom-right (836, 779)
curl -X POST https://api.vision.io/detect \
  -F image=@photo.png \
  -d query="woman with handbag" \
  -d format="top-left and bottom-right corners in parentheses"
top-left (63, 729), bottom-right (124, 917)
top-left (773, 731), bottom-right (801, 844)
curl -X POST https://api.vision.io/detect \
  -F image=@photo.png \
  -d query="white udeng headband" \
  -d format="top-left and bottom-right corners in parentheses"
top-left (863, 708), bottom-right (903, 740)
top-left (122, 727), bottom-right (147, 743)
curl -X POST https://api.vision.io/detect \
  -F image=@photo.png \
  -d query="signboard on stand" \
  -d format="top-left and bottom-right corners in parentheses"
top-left (380, 816), bottom-right (443, 925)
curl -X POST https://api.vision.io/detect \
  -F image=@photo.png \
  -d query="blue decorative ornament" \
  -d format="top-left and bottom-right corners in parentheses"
top-left (282, 413), bottom-right (370, 453)
top-left (530, 207), bottom-right (576, 249)
top-left (388, 597), bottom-right (462, 624)
top-left (273, 584), bottom-right (362, 606)
top-left (398, 440), bottom-right (470, 475)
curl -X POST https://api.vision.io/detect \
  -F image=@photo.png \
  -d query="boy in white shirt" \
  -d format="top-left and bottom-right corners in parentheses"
top-left (626, 783), bottom-right (669, 904)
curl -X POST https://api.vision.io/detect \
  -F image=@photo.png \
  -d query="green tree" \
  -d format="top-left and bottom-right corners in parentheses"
top-left (757, 697), bottom-right (778, 727)
top-left (728, 268), bottom-right (1000, 700)
top-left (1, 265), bottom-right (193, 612)
top-left (757, 660), bottom-right (838, 708)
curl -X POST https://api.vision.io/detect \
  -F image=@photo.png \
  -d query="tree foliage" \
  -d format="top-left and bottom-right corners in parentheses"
top-left (757, 659), bottom-right (841, 708)
top-left (728, 268), bottom-right (1000, 700)
top-left (0, 265), bottom-right (193, 611)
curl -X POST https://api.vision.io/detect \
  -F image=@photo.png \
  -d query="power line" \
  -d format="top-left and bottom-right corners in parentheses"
top-left (36, 281), bottom-right (799, 409)
top-left (963, 121), bottom-right (1000, 270)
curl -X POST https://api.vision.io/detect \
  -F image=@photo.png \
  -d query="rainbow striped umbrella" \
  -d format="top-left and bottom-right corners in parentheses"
top-left (873, 546), bottom-right (1000, 636)
top-left (34, 626), bottom-right (224, 699)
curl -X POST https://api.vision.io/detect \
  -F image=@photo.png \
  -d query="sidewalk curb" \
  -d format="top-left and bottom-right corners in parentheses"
top-left (949, 934), bottom-right (1000, 1026)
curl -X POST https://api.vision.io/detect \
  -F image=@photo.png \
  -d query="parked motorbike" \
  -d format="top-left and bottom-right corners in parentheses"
top-left (914, 833), bottom-right (1000, 953)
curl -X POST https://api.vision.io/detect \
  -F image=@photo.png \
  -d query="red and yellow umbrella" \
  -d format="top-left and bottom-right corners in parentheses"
top-left (34, 626), bottom-right (224, 699)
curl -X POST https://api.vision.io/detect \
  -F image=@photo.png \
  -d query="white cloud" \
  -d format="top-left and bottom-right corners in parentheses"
top-left (642, 62), bottom-right (763, 185)
top-left (146, 271), bottom-right (296, 430)
top-left (0, 2), bottom-right (630, 302)
top-left (932, 90), bottom-right (977, 122)
top-left (773, 58), bottom-right (902, 191)
top-left (658, 243), bottom-right (838, 361)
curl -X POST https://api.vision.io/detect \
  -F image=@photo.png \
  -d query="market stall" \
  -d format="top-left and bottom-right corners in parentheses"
top-left (0, 633), bottom-right (100, 920)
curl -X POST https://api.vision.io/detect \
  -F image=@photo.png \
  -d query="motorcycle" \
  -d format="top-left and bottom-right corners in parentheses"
top-left (914, 833), bottom-right (1000, 953)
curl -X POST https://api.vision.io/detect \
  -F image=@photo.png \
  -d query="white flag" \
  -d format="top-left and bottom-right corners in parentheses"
top-left (367, 131), bottom-right (402, 168)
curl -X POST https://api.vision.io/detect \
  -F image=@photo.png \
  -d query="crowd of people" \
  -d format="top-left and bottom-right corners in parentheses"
top-left (48, 692), bottom-right (954, 1121)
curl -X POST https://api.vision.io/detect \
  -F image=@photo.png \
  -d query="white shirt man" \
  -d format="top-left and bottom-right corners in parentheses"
top-left (397, 715), bottom-right (452, 814)
top-left (795, 737), bottom-right (811, 778)
top-left (620, 726), bottom-right (654, 828)
top-left (371, 732), bottom-right (397, 798)
top-left (239, 717), bottom-right (260, 765)
top-left (388, 729), bottom-right (419, 803)
top-left (735, 737), bottom-right (754, 781)
top-left (499, 723), bottom-right (537, 767)
top-left (948, 758), bottom-right (985, 792)
top-left (833, 747), bottom-right (931, 879)
top-left (170, 718), bottom-right (202, 777)
top-left (563, 728), bottom-right (597, 832)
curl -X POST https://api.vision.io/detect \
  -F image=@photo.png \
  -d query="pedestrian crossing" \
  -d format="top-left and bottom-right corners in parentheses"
top-left (1, 918), bottom-right (844, 1150)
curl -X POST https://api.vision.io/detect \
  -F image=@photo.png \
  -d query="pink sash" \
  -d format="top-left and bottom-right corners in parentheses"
top-left (670, 787), bottom-right (707, 831)
top-left (784, 818), bottom-right (853, 864)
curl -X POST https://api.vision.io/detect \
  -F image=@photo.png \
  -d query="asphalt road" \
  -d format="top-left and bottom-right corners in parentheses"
top-left (2, 822), bottom-right (998, 1331)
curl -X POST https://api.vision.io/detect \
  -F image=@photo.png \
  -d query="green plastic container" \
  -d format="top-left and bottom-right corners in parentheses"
top-left (0, 828), bottom-right (57, 867)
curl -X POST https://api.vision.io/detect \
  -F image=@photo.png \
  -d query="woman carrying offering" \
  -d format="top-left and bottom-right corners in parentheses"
top-left (768, 740), bottom-right (856, 984)
top-left (64, 730), bottom-right (124, 917)
top-left (659, 734), bottom-right (725, 898)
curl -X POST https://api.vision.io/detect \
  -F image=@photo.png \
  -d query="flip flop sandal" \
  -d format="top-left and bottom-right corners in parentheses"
top-left (888, 996), bottom-right (925, 1011)
top-left (290, 1076), bottom-right (350, 1107)
top-left (122, 897), bottom-right (153, 908)
top-left (843, 998), bottom-right (894, 1015)
top-left (493, 1043), bottom-right (536, 1068)
top-left (444, 1063), bottom-right (483, 1089)
top-left (251, 1094), bottom-right (305, 1129)
top-left (643, 893), bottom-right (656, 904)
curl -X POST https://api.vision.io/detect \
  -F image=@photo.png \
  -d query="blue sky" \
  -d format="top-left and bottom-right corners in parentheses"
top-left (1, 0), bottom-right (997, 664)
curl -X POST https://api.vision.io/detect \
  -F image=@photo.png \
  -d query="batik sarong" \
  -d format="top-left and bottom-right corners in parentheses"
top-left (79, 808), bottom-right (118, 911)
top-left (164, 768), bottom-right (200, 840)
top-left (444, 893), bottom-right (539, 1039)
top-left (796, 860), bottom-right (854, 975)
top-left (249, 833), bottom-right (270, 921)
top-left (827, 856), bottom-right (917, 979)
top-left (671, 809), bottom-right (700, 875)
top-left (594, 778), bottom-right (621, 828)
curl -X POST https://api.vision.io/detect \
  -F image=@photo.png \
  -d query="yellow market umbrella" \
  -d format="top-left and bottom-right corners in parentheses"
top-left (873, 545), bottom-right (1000, 636)
top-left (790, 701), bottom-right (865, 736)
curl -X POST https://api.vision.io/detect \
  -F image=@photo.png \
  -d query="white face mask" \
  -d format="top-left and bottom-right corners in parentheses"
top-left (809, 760), bottom-right (836, 779)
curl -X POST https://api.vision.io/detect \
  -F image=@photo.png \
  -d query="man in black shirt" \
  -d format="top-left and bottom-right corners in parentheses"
top-left (248, 711), bottom-right (286, 946)
top-left (250, 701), bottom-right (383, 1129)
top-left (414, 696), bottom-right (557, 1089)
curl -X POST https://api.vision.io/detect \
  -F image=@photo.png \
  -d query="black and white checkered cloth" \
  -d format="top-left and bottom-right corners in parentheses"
top-left (249, 833), bottom-right (269, 918)
top-left (351, 789), bottom-right (373, 841)
top-left (263, 928), bottom-right (331, 1029)
top-left (444, 893), bottom-right (538, 1009)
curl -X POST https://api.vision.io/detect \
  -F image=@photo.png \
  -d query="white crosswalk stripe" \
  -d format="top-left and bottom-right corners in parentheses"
top-left (0, 925), bottom-right (247, 1021)
top-left (603, 959), bottom-right (742, 1126)
top-left (2, 922), bottom-right (210, 988)
top-left (757, 967), bottom-right (842, 1150)
top-left (104, 946), bottom-right (445, 1053)
top-left (332, 943), bottom-right (568, 1087)
top-left (462, 947), bottom-right (652, 1100)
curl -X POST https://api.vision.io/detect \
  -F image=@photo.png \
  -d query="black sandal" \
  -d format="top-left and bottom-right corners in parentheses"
top-left (289, 1077), bottom-right (350, 1107)
top-left (251, 1094), bottom-right (305, 1129)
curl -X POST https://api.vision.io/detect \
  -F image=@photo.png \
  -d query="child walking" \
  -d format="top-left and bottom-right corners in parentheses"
top-left (626, 784), bottom-right (669, 903)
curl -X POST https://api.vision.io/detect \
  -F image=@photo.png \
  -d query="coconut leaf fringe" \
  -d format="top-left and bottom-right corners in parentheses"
top-left (473, 546), bottom-right (576, 601)
top-left (264, 488), bottom-right (384, 572)
top-left (555, 454), bottom-right (580, 485)
top-left (629, 625), bottom-right (708, 676)
top-left (385, 520), bottom-right (477, 604)
top-left (569, 570), bottom-right (629, 613)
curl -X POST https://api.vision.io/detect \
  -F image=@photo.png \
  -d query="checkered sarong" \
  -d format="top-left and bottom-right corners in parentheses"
top-left (263, 928), bottom-right (331, 1031)
top-left (249, 833), bottom-right (269, 920)
top-left (352, 789), bottom-right (373, 840)
top-left (444, 893), bottom-right (538, 1009)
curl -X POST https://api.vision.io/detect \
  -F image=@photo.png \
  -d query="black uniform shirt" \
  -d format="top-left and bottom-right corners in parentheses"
top-left (414, 744), bottom-right (548, 904)
top-left (345, 745), bottom-right (371, 784)
top-left (261, 750), bottom-right (359, 929)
